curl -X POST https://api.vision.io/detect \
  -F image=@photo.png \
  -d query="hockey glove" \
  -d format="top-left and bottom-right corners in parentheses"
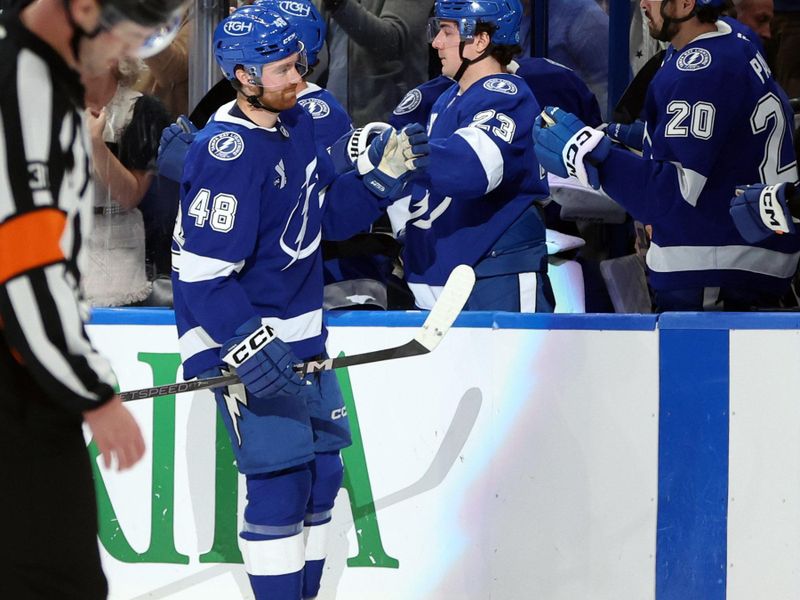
top-left (730, 182), bottom-right (798, 243)
top-left (533, 106), bottom-right (611, 190)
top-left (329, 123), bottom-right (389, 175)
top-left (358, 123), bottom-right (430, 198)
top-left (605, 120), bottom-right (645, 152)
top-left (156, 115), bottom-right (197, 183)
top-left (220, 318), bottom-right (306, 400)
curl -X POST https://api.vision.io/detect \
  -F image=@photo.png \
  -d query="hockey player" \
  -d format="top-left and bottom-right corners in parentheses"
top-left (393, 0), bottom-right (554, 312)
top-left (158, 0), bottom-right (351, 180)
top-left (533, 0), bottom-right (800, 311)
top-left (0, 1), bottom-right (186, 597)
top-left (390, 55), bottom-right (602, 130)
top-left (171, 9), bottom-right (427, 600)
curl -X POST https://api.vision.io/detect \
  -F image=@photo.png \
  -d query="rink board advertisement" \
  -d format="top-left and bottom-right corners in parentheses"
top-left (84, 310), bottom-right (800, 600)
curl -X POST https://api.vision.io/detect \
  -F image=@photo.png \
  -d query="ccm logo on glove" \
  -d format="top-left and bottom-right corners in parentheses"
top-left (223, 324), bottom-right (277, 367)
top-left (565, 128), bottom-right (596, 179)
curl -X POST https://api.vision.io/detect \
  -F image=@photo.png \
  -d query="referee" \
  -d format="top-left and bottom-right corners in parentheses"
top-left (0, 1), bottom-right (186, 598)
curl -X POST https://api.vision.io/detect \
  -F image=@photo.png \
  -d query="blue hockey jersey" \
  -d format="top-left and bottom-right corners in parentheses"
top-left (172, 101), bottom-right (388, 378)
top-left (599, 20), bottom-right (800, 292)
top-left (390, 57), bottom-right (601, 130)
top-left (398, 73), bottom-right (550, 307)
top-left (297, 83), bottom-right (352, 148)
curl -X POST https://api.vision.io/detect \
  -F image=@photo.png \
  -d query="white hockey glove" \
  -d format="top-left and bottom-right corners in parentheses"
top-left (330, 122), bottom-right (430, 198)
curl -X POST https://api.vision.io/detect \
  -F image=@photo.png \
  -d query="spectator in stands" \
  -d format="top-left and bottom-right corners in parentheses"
top-left (311, 0), bottom-right (433, 125)
top-left (729, 0), bottom-right (774, 44)
top-left (136, 17), bottom-right (190, 118)
top-left (85, 58), bottom-right (171, 306)
top-left (771, 0), bottom-right (800, 97)
top-left (518, 0), bottom-right (610, 118)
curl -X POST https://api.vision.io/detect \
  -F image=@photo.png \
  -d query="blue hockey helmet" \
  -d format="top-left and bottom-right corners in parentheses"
top-left (430, 0), bottom-right (522, 46)
top-left (253, 0), bottom-right (326, 65)
top-left (213, 9), bottom-right (305, 83)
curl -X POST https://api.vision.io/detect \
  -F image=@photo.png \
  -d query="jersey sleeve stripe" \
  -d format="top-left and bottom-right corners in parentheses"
top-left (0, 54), bottom-right (35, 214)
top-left (4, 275), bottom-right (103, 402)
top-left (174, 247), bottom-right (245, 283)
top-left (669, 161), bottom-right (708, 207)
top-left (454, 127), bottom-right (504, 193)
top-left (0, 208), bottom-right (66, 284)
top-left (17, 50), bottom-right (55, 209)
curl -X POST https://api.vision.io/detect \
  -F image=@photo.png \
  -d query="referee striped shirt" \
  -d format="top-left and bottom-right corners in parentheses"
top-left (0, 15), bottom-right (117, 414)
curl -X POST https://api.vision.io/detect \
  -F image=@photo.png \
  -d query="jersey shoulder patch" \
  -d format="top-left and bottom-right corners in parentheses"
top-left (676, 47), bottom-right (712, 72)
top-left (299, 97), bottom-right (331, 120)
top-left (207, 131), bottom-right (245, 161)
top-left (483, 78), bottom-right (519, 95)
top-left (394, 88), bottom-right (423, 115)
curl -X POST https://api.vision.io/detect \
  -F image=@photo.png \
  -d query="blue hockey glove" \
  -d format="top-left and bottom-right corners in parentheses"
top-left (156, 115), bottom-right (197, 183)
top-left (533, 106), bottom-right (611, 190)
top-left (730, 182), bottom-right (798, 243)
top-left (220, 318), bottom-right (306, 400)
top-left (605, 120), bottom-right (645, 152)
top-left (357, 122), bottom-right (430, 198)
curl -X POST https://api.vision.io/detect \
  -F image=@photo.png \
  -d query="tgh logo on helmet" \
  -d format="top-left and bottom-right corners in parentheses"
top-left (223, 20), bottom-right (254, 36)
top-left (279, 1), bottom-right (312, 17)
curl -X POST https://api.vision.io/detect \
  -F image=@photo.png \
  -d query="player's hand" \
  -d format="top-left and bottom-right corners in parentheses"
top-left (360, 123), bottom-right (430, 198)
top-left (730, 182), bottom-right (797, 243)
top-left (156, 115), bottom-right (197, 183)
top-left (533, 106), bottom-right (611, 190)
top-left (220, 318), bottom-right (306, 400)
top-left (605, 120), bottom-right (645, 152)
top-left (86, 107), bottom-right (108, 146)
top-left (83, 396), bottom-right (146, 471)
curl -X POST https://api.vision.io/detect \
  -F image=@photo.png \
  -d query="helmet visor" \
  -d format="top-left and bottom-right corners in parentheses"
top-left (257, 47), bottom-right (309, 90)
top-left (427, 17), bottom-right (472, 47)
top-left (100, 4), bottom-right (187, 58)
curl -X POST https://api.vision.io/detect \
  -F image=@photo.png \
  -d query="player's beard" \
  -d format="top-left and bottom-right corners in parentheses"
top-left (645, 5), bottom-right (680, 42)
top-left (261, 83), bottom-right (299, 112)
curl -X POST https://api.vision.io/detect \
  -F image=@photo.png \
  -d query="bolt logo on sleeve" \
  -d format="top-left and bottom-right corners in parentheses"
top-left (483, 78), bottom-right (518, 95)
top-left (394, 89), bottom-right (424, 115)
top-left (298, 97), bottom-right (331, 119)
top-left (208, 131), bottom-right (245, 161)
top-left (676, 48), bottom-right (712, 71)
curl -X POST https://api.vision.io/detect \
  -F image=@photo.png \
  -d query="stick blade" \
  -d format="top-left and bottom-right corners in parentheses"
top-left (414, 264), bottom-right (475, 352)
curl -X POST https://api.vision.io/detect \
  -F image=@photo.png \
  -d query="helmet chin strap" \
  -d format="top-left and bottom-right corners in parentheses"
top-left (240, 76), bottom-right (283, 114)
top-left (453, 40), bottom-right (493, 82)
top-left (655, 0), bottom-right (697, 42)
top-left (62, 0), bottom-right (102, 61)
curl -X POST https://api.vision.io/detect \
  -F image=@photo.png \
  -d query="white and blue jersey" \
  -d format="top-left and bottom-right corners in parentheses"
top-left (297, 83), bottom-right (352, 148)
top-left (397, 73), bottom-right (550, 306)
top-left (599, 20), bottom-right (800, 294)
top-left (172, 101), bottom-right (387, 380)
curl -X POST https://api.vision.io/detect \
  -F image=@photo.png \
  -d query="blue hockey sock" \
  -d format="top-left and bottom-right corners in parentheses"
top-left (240, 466), bottom-right (312, 600)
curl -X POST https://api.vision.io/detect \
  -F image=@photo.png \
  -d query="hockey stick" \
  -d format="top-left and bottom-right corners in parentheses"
top-left (120, 265), bottom-right (475, 402)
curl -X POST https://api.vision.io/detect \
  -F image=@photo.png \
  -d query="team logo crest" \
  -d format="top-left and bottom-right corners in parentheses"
top-left (279, 0), bottom-right (311, 17)
top-left (208, 132), bottom-right (244, 161)
top-left (393, 89), bottom-right (423, 115)
top-left (299, 98), bottom-right (331, 119)
top-left (483, 78), bottom-right (518, 95)
top-left (676, 47), bottom-right (712, 71)
top-left (223, 20), bottom-right (253, 36)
